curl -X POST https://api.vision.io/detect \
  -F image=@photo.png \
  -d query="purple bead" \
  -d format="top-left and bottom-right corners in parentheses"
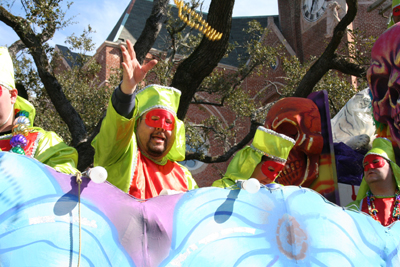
top-left (10, 134), bottom-right (28, 148)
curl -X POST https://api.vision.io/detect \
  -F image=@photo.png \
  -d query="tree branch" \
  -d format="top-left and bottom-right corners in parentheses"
top-left (330, 55), bottom-right (367, 77)
top-left (134, 0), bottom-right (169, 64)
top-left (293, 0), bottom-right (358, 98)
top-left (173, 0), bottom-right (235, 119)
top-left (8, 40), bottom-right (26, 57)
top-left (0, 6), bottom-right (87, 147)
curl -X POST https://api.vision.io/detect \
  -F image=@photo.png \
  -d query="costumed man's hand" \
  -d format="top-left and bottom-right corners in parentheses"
top-left (120, 39), bottom-right (158, 95)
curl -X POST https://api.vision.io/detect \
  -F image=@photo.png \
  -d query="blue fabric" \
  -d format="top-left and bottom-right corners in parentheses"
top-left (335, 142), bottom-right (365, 185)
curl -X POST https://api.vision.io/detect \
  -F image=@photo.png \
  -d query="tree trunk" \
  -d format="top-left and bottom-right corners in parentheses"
top-left (134, 0), bottom-right (169, 64)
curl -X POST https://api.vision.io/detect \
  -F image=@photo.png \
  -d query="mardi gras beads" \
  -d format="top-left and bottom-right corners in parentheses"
top-left (367, 190), bottom-right (400, 222)
top-left (9, 111), bottom-right (31, 155)
top-left (392, 192), bottom-right (400, 219)
top-left (174, 0), bottom-right (223, 41)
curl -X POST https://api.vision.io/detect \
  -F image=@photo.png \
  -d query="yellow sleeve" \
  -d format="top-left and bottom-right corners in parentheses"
top-left (33, 128), bottom-right (79, 175)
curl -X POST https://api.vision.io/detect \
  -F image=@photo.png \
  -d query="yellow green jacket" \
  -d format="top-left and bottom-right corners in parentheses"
top-left (92, 95), bottom-right (197, 195)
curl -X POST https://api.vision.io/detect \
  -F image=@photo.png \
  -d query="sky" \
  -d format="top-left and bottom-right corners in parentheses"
top-left (1, 0), bottom-right (278, 53)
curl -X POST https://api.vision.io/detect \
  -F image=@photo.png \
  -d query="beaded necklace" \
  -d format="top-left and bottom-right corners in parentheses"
top-left (0, 110), bottom-right (31, 155)
top-left (366, 190), bottom-right (400, 222)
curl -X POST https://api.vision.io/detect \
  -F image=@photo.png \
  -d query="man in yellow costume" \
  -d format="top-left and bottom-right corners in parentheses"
top-left (212, 126), bottom-right (295, 188)
top-left (92, 40), bottom-right (197, 199)
top-left (347, 138), bottom-right (400, 226)
top-left (0, 47), bottom-right (78, 174)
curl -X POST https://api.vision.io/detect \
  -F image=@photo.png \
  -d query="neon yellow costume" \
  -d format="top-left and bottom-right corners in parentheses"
top-left (0, 47), bottom-right (78, 175)
top-left (92, 85), bottom-right (197, 199)
top-left (212, 126), bottom-right (295, 188)
top-left (347, 138), bottom-right (400, 212)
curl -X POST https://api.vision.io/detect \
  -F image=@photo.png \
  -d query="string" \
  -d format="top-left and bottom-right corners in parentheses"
top-left (76, 172), bottom-right (82, 267)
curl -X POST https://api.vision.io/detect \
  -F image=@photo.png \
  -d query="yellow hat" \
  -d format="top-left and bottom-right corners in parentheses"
top-left (252, 126), bottom-right (296, 163)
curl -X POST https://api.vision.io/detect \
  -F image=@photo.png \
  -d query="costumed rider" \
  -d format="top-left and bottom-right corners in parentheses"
top-left (347, 138), bottom-right (400, 226)
top-left (92, 40), bottom-right (197, 199)
top-left (212, 126), bottom-right (295, 188)
top-left (0, 47), bottom-right (78, 175)
top-left (388, 0), bottom-right (400, 28)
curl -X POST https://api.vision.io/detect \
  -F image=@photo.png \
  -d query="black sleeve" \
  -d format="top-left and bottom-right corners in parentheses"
top-left (111, 83), bottom-right (137, 119)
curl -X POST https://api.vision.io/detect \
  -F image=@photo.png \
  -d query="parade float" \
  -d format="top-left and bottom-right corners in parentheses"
top-left (1, 151), bottom-right (400, 266)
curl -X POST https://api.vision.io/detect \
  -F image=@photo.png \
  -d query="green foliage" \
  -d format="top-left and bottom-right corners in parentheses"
top-left (2, 0), bottom-right (74, 36)
top-left (279, 27), bottom-right (375, 117)
top-left (338, 28), bottom-right (376, 89)
top-left (13, 25), bottom-right (119, 144)
top-left (280, 55), bottom-right (357, 117)
top-left (12, 53), bottom-right (42, 97)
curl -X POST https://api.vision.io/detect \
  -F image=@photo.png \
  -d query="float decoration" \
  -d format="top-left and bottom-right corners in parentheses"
top-left (1, 152), bottom-right (400, 266)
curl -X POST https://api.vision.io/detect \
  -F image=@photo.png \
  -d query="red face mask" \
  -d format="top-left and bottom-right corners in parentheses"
top-left (145, 109), bottom-right (175, 131)
top-left (261, 160), bottom-right (285, 181)
top-left (363, 154), bottom-right (386, 172)
top-left (394, 6), bottom-right (400, 16)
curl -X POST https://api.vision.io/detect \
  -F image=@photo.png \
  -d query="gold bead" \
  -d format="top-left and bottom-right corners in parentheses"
top-left (12, 124), bottom-right (29, 136)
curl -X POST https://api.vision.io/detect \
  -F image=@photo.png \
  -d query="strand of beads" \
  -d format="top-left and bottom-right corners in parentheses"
top-left (174, 0), bottom-right (223, 41)
top-left (366, 191), bottom-right (379, 221)
top-left (10, 111), bottom-right (30, 155)
top-left (367, 190), bottom-right (400, 222)
top-left (392, 191), bottom-right (400, 219)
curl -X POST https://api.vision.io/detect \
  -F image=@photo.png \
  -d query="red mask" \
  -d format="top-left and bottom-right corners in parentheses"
top-left (363, 154), bottom-right (386, 172)
top-left (0, 85), bottom-right (3, 97)
top-left (394, 6), bottom-right (400, 16)
top-left (145, 109), bottom-right (175, 131)
top-left (261, 160), bottom-right (285, 181)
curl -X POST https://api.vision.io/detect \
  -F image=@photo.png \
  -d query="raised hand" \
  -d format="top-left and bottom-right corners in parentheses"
top-left (120, 39), bottom-right (158, 95)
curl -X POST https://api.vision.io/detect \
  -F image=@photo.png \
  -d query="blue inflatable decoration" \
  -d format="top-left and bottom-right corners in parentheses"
top-left (1, 152), bottom-right (400, 266)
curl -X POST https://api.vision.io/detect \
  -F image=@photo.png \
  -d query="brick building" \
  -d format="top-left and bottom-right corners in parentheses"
top-left (58, 0), bottom-right (391, 187)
